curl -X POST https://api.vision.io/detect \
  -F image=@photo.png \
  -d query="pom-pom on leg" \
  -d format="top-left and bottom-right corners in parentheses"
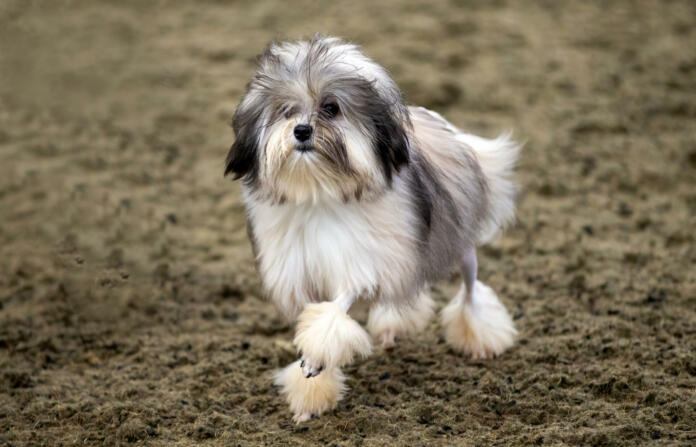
top-left (294, 301), bottom-right (372, 377)
top-left (273, 360), bottom-right (347, 424)
top-left (441, 281), bottom-right (517, 359)
top-left (367, 291), bottom-right (435, 349)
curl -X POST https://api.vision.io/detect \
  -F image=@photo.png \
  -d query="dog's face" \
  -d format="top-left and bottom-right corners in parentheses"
top-left (225, 36), bottom-right (411, 203)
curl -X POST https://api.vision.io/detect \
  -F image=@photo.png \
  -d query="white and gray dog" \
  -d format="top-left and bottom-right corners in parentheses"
top-left (225, 36), bottom-right (519, 423)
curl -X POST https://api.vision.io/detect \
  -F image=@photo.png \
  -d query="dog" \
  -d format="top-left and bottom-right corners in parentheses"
top-left (224, 36), bottom-right (519, 424)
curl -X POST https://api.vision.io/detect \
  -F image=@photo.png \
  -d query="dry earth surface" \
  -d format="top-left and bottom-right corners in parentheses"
top-left (1, 0), bottom-right (695, 445)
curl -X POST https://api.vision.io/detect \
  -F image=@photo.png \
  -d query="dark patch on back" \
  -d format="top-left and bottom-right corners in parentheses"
top-left (409, 167), bottom-right (432, 230)
top-left (407, 150), bottom-right (460, 243)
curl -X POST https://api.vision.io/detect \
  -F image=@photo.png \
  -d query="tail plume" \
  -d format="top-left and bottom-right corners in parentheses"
top-left (463, 133), bottom-right (520, 243)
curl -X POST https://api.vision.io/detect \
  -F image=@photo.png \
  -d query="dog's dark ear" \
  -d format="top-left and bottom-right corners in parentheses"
top-left (224, 104), bottom-right (262, 182)
top-left (373, 105), bottom-right (410, 184)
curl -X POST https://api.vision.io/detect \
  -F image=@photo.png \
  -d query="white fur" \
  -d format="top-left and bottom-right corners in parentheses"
top-left (367, 290), bottom-right (435, 347)
top-left (245, 180), bottom-right (420, 319)
top-left (274, 360), bottom-right (347, 423)
top-left (294, 301), bottom-right (372, 368)
top-left (261, 116), bottom-right (384, 204)
top-left (459, 133), bottom-right (519, 243)
top-left (441, 281), bottom-right (517, 359)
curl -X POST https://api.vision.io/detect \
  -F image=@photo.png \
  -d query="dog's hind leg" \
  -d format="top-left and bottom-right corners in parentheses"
top-left (441, 247), bottom-right (517, 358)
top-left (367, 289), bottom-right (435, 349)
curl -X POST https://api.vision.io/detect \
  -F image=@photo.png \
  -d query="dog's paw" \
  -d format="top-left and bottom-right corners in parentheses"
top-left (274, 360), bottom-right (347, 423)
top-left (300, 358), bottom-right (324, 378)
top-left (294, 302), bottom-right (372, 369)
top-left (379, 329), bottom-right (398, 349)
top-left (367, 292), bottom-right (435, 349)
top-left (292, 412), bottom-right (313, 424)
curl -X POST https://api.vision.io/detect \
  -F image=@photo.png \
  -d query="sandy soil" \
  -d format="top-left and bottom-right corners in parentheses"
top-left (1, 0), bottom-right (695, 445)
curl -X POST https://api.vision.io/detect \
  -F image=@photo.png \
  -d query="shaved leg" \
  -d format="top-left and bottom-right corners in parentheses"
top-left (441, 245), bottom-right (517, 358)
top-left (460, 247), bottom-right (478, 301)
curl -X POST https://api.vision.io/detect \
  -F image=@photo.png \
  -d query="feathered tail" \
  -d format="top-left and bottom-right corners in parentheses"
top-left (458, 132), bottom-right (520, 244)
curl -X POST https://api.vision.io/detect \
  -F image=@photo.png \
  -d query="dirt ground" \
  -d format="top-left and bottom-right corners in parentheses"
top-left (1, 0), bottom-right (695, 445)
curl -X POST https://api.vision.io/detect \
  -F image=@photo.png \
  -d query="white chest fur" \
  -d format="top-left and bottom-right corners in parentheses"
top-left (245, 185), bottom-right (419, 318)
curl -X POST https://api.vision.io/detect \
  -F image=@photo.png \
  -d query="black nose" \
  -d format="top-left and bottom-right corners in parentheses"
top-left (293, 124), bottom-right (312, 142)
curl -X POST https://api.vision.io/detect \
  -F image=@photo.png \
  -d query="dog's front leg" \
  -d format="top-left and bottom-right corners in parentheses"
top-left (294, 293), bottom-right (372, 377)
top-left (274, 293), bottom-right (372, 423)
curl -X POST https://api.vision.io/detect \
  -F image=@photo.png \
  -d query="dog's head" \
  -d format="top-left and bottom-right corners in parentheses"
top-left (225, 36), bottom-right (411, 203)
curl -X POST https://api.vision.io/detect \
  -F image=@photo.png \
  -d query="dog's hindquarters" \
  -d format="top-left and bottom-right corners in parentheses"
top-left (408, 106), bottom-right (519, 358)
top-left (409, 106), bottom-right (519, 246)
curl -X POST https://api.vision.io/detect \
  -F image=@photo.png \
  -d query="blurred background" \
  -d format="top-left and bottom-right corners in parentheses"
top-left (1, 1), bottom-right (694, 445)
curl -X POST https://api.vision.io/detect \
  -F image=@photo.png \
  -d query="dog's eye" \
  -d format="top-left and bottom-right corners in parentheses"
top-left (322, 103), bottom-right (340, 118)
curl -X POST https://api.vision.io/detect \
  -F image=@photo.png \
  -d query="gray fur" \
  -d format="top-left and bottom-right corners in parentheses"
top-left (225, 36), bottom-right (410, 197)
top-left (227, 36), bottom-right (515, 314)
top-left (405, 107), bottom-right (489, 291)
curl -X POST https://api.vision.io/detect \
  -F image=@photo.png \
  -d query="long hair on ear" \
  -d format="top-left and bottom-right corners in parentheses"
top-left (224, 101), bottom-right (263, 184)
top-left (327, 75), bottom-right (411, 185)
top-left (371, 100), bottom-right (410, 184)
